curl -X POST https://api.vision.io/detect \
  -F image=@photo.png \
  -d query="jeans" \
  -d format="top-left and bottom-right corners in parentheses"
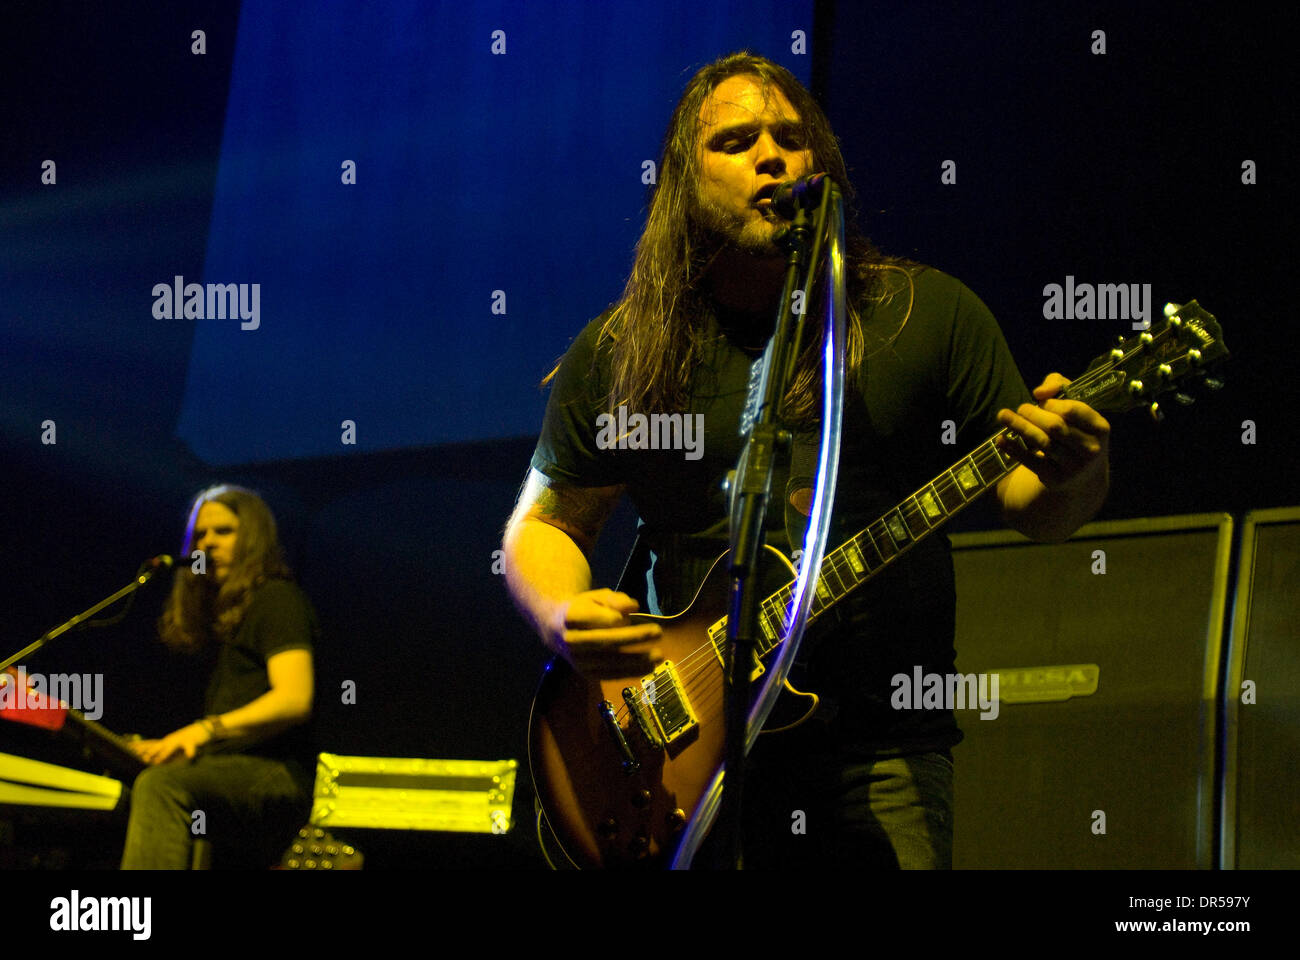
top-left (120, 754), bottom-right (312, 870)
top-left (733, 732), bottom-right (955, 869)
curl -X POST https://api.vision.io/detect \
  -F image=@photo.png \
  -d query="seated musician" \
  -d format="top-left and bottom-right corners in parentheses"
top-left (121, 485), bottom-right (318, 869)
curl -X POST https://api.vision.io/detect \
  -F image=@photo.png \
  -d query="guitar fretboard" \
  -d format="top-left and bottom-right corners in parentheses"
top-left (751, 428), bottom-right (1029, 655)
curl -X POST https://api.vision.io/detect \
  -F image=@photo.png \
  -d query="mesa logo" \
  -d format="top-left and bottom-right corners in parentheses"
top-left (989, 663), bottom-right (1099, 704)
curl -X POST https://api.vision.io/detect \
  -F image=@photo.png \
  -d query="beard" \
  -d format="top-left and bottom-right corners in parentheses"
top-left (692, 192), bottom-right (784, 259)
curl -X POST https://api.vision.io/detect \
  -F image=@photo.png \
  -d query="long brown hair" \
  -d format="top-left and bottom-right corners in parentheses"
top-left (583, 51), bottom-right (914, 425)
top-left (158, 485), bottom-right (293, 651)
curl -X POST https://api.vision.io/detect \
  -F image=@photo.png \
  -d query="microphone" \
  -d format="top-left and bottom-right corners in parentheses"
top-left (771, 173), bottom-right (829, 219)
top-left (135, 554), bottom-right (175, 581)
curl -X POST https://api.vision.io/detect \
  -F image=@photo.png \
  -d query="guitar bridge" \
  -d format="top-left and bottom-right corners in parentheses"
top-left (622, 686), bottom-right (663, 750)
top-left (640, 661), bottom-right (697, 746)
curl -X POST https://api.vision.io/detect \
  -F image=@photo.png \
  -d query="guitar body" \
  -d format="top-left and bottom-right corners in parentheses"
top-left (528, 545), bottom-right (801, 869)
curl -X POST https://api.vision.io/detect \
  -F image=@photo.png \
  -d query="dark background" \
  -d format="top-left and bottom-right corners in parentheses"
top-left (1, 1), bottom-right (1292, 868)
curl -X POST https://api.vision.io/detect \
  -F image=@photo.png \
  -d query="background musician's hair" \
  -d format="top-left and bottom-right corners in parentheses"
top-left (158, 484), bottom-right (293, 651)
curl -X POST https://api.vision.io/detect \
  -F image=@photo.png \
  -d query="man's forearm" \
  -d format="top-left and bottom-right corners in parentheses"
top-left (999, 461), bottom-right (1109, 543)
top-left (503, 519), bottom-right (592, 651)
top-left (213, 687), bottom-right (310, 740)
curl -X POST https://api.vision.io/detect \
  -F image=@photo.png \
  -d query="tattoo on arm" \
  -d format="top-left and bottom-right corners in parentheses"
top-left (532, 481), bottom-right (621, 549)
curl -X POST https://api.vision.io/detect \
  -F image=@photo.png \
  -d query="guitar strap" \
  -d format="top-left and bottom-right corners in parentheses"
top-left (613, 528), bottom-right (651, 604)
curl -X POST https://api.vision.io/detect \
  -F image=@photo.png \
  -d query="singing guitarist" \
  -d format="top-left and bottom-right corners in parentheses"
top-left (503, 53), bottom-right (1109, 868)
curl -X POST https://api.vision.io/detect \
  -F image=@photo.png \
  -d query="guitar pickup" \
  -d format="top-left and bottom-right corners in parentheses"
top-left (706, 619), bottom-right (766, 681)
top-left (640, 661), bottom-right (698, 746)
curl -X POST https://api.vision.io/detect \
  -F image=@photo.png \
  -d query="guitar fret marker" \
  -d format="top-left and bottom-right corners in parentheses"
top-left (843, 541), bottom-right (866, 574)
top-left (918, 488), bottom-right (944, 521)
top-left (957, 461), bottom-right (979, 492)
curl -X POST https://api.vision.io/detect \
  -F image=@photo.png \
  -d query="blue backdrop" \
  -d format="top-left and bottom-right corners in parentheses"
top-left (177, 0), bottom-right (813, 463)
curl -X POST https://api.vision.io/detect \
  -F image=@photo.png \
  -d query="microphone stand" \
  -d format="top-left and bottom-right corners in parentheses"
top-left (0, 561), bottom-right (171, 675)
top-left (712, 191), bottom-right (832, 868)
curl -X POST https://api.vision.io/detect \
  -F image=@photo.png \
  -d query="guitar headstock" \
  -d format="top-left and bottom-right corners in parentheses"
top-left (1063, 300), bottom-right (1228, 418)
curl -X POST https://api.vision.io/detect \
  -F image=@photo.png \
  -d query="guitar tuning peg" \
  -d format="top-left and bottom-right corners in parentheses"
top-left (1203, 377), bottom-right (1225, 391)
top-left (1149, 401), bottom-right (1164, 423)
top-left (1173, 391), bottom-right (1195, 406)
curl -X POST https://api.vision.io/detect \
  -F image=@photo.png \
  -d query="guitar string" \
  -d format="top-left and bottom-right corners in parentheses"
top-left (610, 326), bottom-right (1187, 722)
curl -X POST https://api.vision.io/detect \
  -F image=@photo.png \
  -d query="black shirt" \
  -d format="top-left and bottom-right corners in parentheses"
top-left (203, 578), bottom-right (318, 769)
top-left (531, 266), bottom-right (1032, 753)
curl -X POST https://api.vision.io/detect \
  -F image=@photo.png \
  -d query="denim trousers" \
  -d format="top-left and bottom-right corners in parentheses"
top-left (120, 754), bottom-right (312, 870)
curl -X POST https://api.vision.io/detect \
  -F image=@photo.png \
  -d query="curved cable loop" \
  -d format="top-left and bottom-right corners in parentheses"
top-left (672, 187), bottom-right (847, 868)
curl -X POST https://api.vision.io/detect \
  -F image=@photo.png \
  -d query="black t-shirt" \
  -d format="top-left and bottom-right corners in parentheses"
top-left (531, 266), bottom-right (1032, 754)
top-left (203, 578), bottom-right (318, 769)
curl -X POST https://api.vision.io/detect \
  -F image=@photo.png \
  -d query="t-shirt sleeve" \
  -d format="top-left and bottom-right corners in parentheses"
top-left (529, 314), bottom-right (625, 487)
top-left (944, 276), bottom-right (1034, 447)
top-left (248, 580), bottom-right (317, 660)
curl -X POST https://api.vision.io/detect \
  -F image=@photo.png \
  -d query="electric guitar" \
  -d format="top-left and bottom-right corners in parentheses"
top-left (528, 301), bottom-right (1228, 868)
